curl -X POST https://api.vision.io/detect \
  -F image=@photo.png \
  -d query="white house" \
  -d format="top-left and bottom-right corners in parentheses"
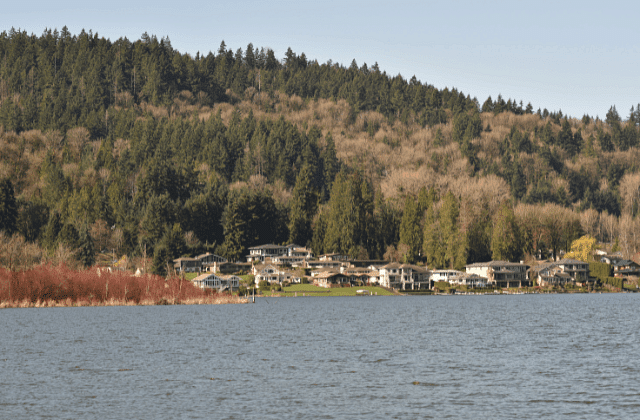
top-left (430, 269), bottom-right (464, 283)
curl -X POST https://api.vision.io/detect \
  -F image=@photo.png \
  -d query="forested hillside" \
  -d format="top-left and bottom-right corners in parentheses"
top-left (1, 27), bottom-right (639, 273)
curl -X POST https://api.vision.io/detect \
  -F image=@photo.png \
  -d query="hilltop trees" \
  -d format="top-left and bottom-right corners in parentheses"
top-left (2, 28), bottom-right (640, 273)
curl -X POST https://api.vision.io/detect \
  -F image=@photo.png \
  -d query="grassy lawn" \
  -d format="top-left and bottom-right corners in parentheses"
top-left (184, 272), bottom-right (199, 281)
top-left (260, 284), bottom-right (396, 297)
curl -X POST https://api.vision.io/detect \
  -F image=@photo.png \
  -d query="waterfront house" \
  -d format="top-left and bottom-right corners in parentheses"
top-left (192, 273), bottom-right (240, 292)
top-left (252, 264), bottom-right (300, 285)
top-left (340, 267), bottom-right (376, 286)
top-left (465, 261), bottom-right (529, 288)
top-left (529, 258), bottom-right (590, 286)
top-left (534, 265), bottom-right (574, 287)
top-left (448, 273), bottom-right (488, 288)
top-left (313, 271), bottom-right (350, 288)
top-left (379, 263), bottom-right (430, 290)
top-left (430, 269), bottom-right (464, 283)
top-left (555, 259), bottom-right (590, 282)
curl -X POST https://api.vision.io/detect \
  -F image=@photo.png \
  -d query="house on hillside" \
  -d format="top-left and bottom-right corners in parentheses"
top-left (192, 273), bottom-right (240, 292)
top-left (246, 244), bottom-right (289, 262)
top-left (613, 259), bottom-right (640, 278)
top-left (599, 250), bottom-right (624, 264)
top-left (173, 257), bottom-right (200, 273)
top-left (210, 261), bottom-right (251, 274)
top-left (318, 253), bottom-right (350, 262)
top-left (173, 253), bottom-right (227, 273)
top-left (305, 259), bottom-right (348, 270)
top-left (465, 261), bottom-right (529, 288)
top-left (198, 252), bottom-right (226, 268)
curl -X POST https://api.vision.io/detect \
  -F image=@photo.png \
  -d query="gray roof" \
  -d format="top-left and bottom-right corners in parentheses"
top-left (556, 258), bottom-right (588, 265)
top-left (466, 261), bottom-right (527, 268)
top-left (248, 244), bottom-right (286, 250)
top-left (613, 259), bottom-right (636, 267)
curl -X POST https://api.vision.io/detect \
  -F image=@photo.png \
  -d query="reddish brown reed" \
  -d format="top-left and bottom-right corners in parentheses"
top-left (0, 265), bottom-right (246, 308)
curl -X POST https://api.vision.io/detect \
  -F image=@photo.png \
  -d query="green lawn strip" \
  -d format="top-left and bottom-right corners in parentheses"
top-left (262, 285), bottom-right (395, 296)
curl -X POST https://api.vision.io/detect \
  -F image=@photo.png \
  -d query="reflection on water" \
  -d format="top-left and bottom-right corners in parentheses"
top-left (1, 294), bottom-right (640, 419)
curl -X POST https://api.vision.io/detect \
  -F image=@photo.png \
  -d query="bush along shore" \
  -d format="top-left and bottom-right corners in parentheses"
top-left (0, 265), bottom-right (246, 308)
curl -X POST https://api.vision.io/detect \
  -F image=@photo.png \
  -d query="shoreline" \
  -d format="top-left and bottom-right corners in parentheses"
top-left (0, 295), bottom-right (248, 309)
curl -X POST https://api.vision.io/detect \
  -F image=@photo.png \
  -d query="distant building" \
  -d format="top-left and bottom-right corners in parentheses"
top-left (192, 273), bottom-right (240, 292)
top-left (173, 257), bottom-right (200, 273)
top-left (378, 263), bottom-right (430, 290)
top-left (529, 258), bottom-right (590, 287)
top-left (448, 273), bottom-right (488, 288)
top-left (465, 261), bottom-right (529, 288)
top-left (613, 259), bottom-right (640, 278)
top-left (430, 269), bottom-right (464, 283)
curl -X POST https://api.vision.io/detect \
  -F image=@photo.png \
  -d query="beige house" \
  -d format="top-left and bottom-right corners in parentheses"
top-left (192, 273), bottom-right (240, 292)
top-left (252, 264), bottom-right (300, 285)
top-left (379, 263), bottom-right (430, 290)
top-left (530, 258), bottom-right (589, 286)
top-left (313, 271), bottom-right (350, 288)
top-left (465, 261), bottom-right (529, 288)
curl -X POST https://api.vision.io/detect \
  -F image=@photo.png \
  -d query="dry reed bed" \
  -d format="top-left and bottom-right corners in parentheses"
top-left (0, 265), bottom-right (246, 308)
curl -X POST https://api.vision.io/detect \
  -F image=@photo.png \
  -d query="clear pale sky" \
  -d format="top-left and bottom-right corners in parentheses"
top-left (3, 0), bottom-right (638, 119)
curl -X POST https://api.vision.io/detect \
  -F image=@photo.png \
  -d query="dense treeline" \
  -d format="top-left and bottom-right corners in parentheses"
top-left (1, 28), bottom-right (640, 274)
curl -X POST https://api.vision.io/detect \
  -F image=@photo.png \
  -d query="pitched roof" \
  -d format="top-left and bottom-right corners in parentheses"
top-left (466, 261), bottom-right (526, 268)
top-left (248, 244), bottom-right (286, 250)
top-left (193, 273), bottom-right (217, 281)
top-left (556, 258), bottom-right (588, 265)
top-left (613, 259), bottom-right (636, 267)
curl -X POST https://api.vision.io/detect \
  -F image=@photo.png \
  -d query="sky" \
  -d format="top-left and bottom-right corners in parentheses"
top-left (3, 0), bottom-right (639, 119)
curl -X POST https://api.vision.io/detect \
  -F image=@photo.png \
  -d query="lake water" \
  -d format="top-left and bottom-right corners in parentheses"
top-left (1, 294), bottom-right (640, 419)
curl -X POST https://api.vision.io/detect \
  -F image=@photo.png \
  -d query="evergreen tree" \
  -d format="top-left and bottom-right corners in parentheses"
top-left (440, 191), bottom-right (465, 269)
top-left (42, 211), bottom-right (63, 251)
top-left (58, 223), bottom-right (80, 249)
top-left (491, 202), bottom-right (522, 262)
top-left (288, 165), bottom-right (318, 246)
top-left (0, 179), bottom-right (18, 235)
top-left (422, 206), bottom-right (445, 268)
top-left (398, 195), bottom-right (422, 263)
top-left (321, 132), bottom-right (338, 199)
top-left (77, 224), bottom-right (96, 267)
